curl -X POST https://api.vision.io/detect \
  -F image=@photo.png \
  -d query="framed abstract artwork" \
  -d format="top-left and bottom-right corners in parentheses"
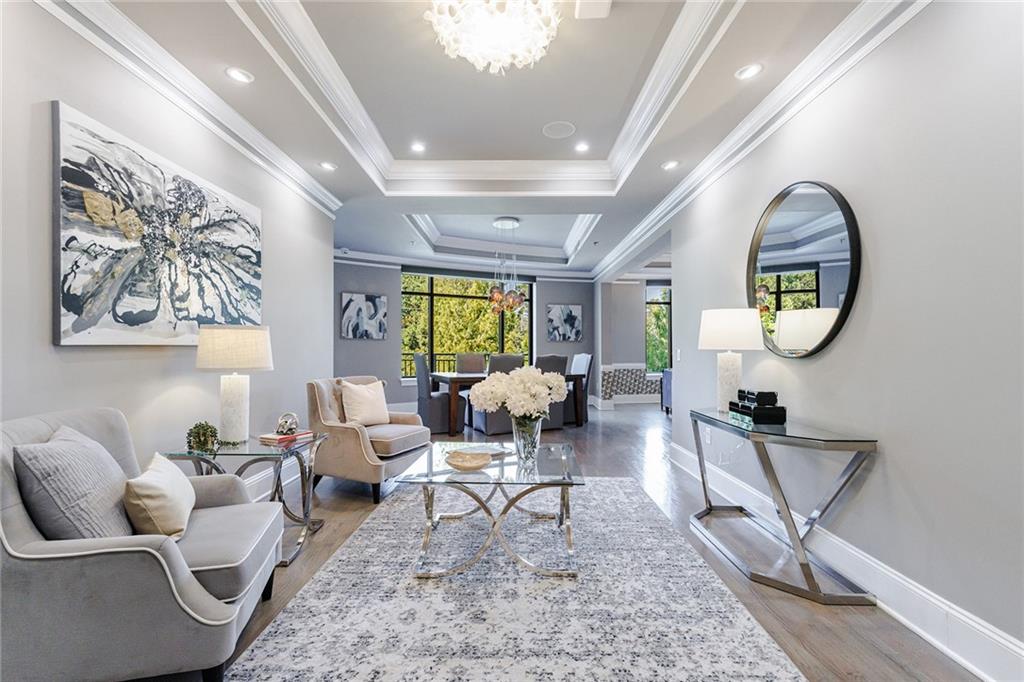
top-left (53, 102), bottom-right (262, 346)
top-left (341, 293), bottom-right (387, 339)
top-left (547, 304), bottom-right (583, 342)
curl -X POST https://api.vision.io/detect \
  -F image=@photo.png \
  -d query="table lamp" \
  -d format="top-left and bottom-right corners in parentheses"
top-left (196, 325), bottom-right (274, 443)
top-left (774, 308), bottom-right (839, 353)
top-left (697, 309), bottom-right (764, 412)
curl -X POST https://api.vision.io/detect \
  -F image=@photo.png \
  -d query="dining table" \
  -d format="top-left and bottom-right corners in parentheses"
top-left (430, 370), bottom-right (588, 436)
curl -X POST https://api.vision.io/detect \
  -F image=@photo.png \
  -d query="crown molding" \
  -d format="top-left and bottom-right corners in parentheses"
top-left (607, 0), bottom-right (737, 186)
top-left (591, 0), bottom-right (931, 281)
top-left (334, 249), bottom-right (594, 280)
top-left (37, 0), bottom-right (342, 218)
top-left (249, 0), bottom-right (727, 197)
top-left (404, 213), bottom-right (602, 265)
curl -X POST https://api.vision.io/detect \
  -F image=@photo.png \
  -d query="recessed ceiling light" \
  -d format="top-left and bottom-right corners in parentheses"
top-left (493, 216), bottom-right (520, 230)
top-left (225, 67), bottom-right (255, 84)
top-left (542, 121), bottom-right (576, 139)
top-left (319, 161), bottom-right (337, 171)
top-left (661, 160), bottom-right (679, 171)
top-left (734, 63), bottom-right (763, 80)
top-left (410, 141), bottom-right (426, 153)
top-left (574, 141), bottom-right (590, 153)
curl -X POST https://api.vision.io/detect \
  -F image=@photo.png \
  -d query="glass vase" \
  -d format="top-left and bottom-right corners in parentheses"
top-left (512, 416), bottom-right (543, 466)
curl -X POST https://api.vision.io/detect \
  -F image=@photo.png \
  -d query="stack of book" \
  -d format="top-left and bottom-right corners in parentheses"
top-left (259, 430), bottom-right (314, 447)
top-left (729, 389), bottom-right (786, 427)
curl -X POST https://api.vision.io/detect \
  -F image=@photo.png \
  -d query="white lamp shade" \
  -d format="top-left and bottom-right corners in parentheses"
top-left (196, 325), bottom-right (274, 371)
top-left (697, 309), bottom-right (765, 351)
top-left (774, 308), bottom-right (839, 351)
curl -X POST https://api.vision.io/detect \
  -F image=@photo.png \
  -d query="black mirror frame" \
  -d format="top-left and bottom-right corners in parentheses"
top-left (746, 181), bottom-right (861, 359)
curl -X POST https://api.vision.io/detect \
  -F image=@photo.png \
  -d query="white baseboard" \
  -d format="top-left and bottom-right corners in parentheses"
top-left (588, 395), bottom-right (615, 410)
top-left (613, 393), bottom-right (661, 405)
top-left (669, 442), bottom-right (1024, 682)
top-left (243, 456), bottom-right (302, 502)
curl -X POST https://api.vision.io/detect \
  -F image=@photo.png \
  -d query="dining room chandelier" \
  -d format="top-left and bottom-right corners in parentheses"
top-left (423, 0), bottom-right (561, 75)
top-left (489, 216), bottom-right (526, 314)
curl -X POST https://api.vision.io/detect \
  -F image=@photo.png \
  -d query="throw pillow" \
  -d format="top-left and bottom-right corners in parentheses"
top-left (13, 425), bottom-right (134, 540)
top-left (123, 454), bottom-right (196, 539)
top-left (340, 380), bottom-right (389, 426)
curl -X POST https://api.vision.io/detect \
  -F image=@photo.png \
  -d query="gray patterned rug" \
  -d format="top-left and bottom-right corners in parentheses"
top-left (229, 478), bottom-right (803, 681)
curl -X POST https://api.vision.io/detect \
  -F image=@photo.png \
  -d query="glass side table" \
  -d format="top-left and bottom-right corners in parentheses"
top-left (162, 435), bottom-right (327, 566)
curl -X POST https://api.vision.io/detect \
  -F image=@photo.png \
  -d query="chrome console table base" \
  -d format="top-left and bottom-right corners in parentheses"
top-left (414, 482), bottom-right (577, 579)
top-left (689, 411), bottom-right (876, 606)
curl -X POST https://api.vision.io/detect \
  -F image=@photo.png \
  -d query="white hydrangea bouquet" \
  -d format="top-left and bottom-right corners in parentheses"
top-left (470, 366), bottom-right (568, 462)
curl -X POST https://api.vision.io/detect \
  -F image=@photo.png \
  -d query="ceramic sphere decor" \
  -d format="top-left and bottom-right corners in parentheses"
top-left (424, 0), bottom-right (561, 75)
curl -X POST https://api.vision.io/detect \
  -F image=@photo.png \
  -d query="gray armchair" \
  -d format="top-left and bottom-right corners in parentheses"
top-left (535, 354), bottom-right (567, 430)
top-left (1, 407), bottom-right (281, 682)
top-left (472, 353), bottom-right (524, 435)
top-left (307, 376), bottom-right (431, 503)
top-left (415, 353), bottom-right (466, 433)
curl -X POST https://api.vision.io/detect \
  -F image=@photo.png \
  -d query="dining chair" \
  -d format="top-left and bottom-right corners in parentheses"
top-left (471, 353), bottom-right (524, 435)
top-left (563, 353), bottom-right (593, 425)
top-left (455, 353), bottom-right (486, 373)
top-left (415, 353), bottom-right (466, 434)
top-left (534, 354), bottom-right (567, 429)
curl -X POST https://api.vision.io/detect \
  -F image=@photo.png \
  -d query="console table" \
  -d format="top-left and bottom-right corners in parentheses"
top-left (689, 408), bottom-right (877, 605)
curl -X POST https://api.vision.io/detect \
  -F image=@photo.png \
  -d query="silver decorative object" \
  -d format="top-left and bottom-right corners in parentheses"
top-left (276, 412), bottom-right (299, 435)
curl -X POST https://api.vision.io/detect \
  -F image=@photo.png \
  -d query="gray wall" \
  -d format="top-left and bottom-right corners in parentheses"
top-left (333, 262), bottom-right (414, 403)
top-left (0, 3), bottom-right (334, 455)
top-left (670, 2), bottom-right (1022, 638)
top-left (608, 282), bottom-right (647, 365)
top-left (818, 263), bottom-right (850, 309)
top-left (533, 279), bottom-right (595, 371)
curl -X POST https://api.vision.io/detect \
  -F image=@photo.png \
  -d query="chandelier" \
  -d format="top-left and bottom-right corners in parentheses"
top-left (424, 1), bottom-right (561, 75)
top-left (488, 216), bottom-right (526, 314)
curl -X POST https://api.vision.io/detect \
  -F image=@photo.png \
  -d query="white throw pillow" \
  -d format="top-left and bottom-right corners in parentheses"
top-left (123, 454), bottom-right (196, 539)
top-left (341, 380), bottom-right (389, 426)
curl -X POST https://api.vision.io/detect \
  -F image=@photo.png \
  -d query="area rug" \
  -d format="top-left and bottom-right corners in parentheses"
top-left (229, 478), bottom-right (803, 681)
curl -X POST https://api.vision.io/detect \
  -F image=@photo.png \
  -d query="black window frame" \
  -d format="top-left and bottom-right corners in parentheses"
top-left (758, 270), bottom-right (821, 313)
top-left (400, 273), bottom-right (533, 377)
top-left (644, 285), bottom-right (672, 374)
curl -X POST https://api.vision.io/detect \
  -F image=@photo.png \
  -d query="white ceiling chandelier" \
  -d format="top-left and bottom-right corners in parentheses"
top-left (424, 0), bottom-right (561, 75)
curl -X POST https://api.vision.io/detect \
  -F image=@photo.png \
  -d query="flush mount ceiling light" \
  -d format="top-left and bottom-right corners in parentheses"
top-left (492, 216), bottom-right (520, 230)
top-left (319, 161), bottom-right (338, 171)
top-left (424, 0), bottom-right (561, 75)
top-left (661, 160), bottom-right (679, 171)
top-left (542, 120), bottom-right (576, 139)
top-left (410, 141), bottom-right (426, 153)
top-left (225, 67), bottom-right (255, 84)
top-left (734, 63), bottom-right (763, 80)
top-left (574, 141), bottom-right (590, 153)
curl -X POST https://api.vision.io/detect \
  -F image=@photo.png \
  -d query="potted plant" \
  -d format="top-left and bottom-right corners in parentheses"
top-left (469, 366), bottom-right (568, 464)
top-left (186, 421), bottom-right (220, 455)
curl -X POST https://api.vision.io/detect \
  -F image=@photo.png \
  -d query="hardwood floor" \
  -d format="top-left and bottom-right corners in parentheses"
top-left (234, 405), bottom-right (975, 681)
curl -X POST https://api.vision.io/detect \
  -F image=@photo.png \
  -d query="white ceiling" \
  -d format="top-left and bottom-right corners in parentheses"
top-left (88, 0), bottom-right (922, 280)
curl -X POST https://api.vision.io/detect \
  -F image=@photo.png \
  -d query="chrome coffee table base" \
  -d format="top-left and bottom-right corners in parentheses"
top-left (414, 482), bottom-right (576, 579)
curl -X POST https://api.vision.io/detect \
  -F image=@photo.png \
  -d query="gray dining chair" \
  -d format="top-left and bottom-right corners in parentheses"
top-left (455, 353), bottom-right (486, 373)
top-left (471, 353), bottom-right (524, 435)
top-left (563, 352), bottom-right (593, 425)
top-left (535, 354), bottom-right (567, 430)
top-left (415, 352), bottom-right (466, 434)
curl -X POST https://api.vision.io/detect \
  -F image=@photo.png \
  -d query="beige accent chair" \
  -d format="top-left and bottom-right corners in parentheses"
top-left (307, 376), bottom-right (430, 503)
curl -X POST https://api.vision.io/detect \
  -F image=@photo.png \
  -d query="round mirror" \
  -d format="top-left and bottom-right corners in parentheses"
top-left (747, 181), bottom-right (860, 358)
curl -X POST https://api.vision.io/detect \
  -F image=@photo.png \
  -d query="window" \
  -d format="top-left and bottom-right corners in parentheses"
top-left (645, 285), bottom-right (671, 373)
top-left (753, 270), bottom-right (819, 336)
top-left (400, 273), bottom-right (531, 377)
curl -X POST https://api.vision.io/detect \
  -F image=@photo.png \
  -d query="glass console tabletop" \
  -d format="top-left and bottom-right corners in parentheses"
top-left (690, 408), bottom-right (877, 451)
top-left (397, 441), bottom-right (583, 487)
top-left (161, 435), bottom-right (327, 461)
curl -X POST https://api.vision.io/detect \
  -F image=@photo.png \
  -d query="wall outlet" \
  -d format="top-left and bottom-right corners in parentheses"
top-left (703, 425), bottom-right (712, 445)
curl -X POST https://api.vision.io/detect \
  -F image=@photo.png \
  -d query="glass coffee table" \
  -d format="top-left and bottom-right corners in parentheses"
top-left (397, 441), bottom-right (584, 579)
top-left (162, 436), bottom-right (327, 566)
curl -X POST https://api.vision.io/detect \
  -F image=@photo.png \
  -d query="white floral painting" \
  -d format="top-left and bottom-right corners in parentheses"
top-left (54, 102), bottom-right (261, 345)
